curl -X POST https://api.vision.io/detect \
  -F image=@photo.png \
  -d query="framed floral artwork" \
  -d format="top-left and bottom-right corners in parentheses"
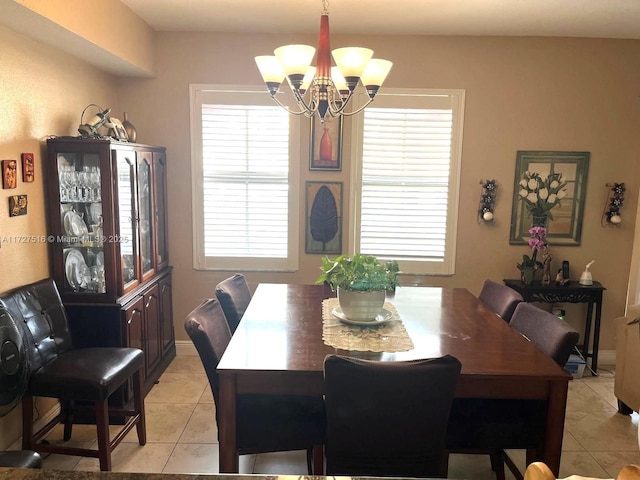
top-left (309, 115), bottom-right (342, 171)
top-left (305, 181), bottom-right (342, 254)
top-left (509, 151), bottom-right (590, 246)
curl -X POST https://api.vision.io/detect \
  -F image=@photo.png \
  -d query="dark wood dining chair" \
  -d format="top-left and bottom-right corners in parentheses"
top-left (448, 301), bottom-right (579, 480)
top-left (478, 279), bottom-right (524, 322)
top-left (497, 302), bottom-right (579, 479)
top-left (215, 274), bottom-right (251, 333)
top-left (510, 302), bottom-right (580, 366)
top-left (184, 298), bottom-right (326, 474)
top-left (323, 354), bottom-right (461, 478)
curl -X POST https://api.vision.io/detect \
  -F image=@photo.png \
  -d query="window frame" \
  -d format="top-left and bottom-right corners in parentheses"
top-left (189, 84), bottom-right (300, 272)
top-left (348, 88), bottom-right (465, 275)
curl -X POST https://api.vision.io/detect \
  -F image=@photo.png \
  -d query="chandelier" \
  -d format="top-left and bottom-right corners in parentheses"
top-left (255, 0), bottom-right (392, 121)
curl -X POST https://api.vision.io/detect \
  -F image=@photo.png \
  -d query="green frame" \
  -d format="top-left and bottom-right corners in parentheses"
top-left (509, 151), bottom-right (590, 246)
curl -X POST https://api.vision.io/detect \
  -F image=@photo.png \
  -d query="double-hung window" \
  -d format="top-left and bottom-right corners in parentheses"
top-left (190, 85), bottom-right (300, 271)
top-left (350, 89), bottom-right (465, 275)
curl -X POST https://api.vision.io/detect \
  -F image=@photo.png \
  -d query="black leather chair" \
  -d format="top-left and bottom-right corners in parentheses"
top-left (184, 298), bottom-right (325, 474)
top-left (0, 451), bottom-right (42, 468)
top-left (215, 274), bottom-right (251, 333)
top-left (0, 278), bottom-right (146, 471)
top-left (323, 354), bottom-right (461, 478)
top-left (478, 279), bottom-right (524, 322)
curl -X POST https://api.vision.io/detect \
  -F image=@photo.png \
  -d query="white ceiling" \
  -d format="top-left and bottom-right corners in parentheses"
top-left (120, 0), bottom-right (640, 39)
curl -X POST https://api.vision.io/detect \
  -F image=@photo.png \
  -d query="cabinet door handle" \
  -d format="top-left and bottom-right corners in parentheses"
top-left (128, 309), bottom-right (141, 324)
top-left (146, 294), bottom-right (157, 309)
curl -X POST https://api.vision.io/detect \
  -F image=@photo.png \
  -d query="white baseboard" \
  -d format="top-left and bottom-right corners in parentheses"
top-left (176, 340), bottom-right (198, 356)
top-left (596, 349), bottom-right (616, 367)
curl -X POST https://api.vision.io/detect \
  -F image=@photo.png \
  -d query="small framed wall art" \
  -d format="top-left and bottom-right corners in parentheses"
top-left (310, 115), bottom-right (342, 171)
top-left (305, 181), bottom-right (342, 254)
top-left (9, 194), bottom-right (28, 216)
top-left (22, 153), bottom-right (35, 182)
top-left (2, 159), bottom-right (17, 189)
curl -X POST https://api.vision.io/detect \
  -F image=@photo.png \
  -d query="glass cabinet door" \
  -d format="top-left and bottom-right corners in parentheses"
top-left (153, 152), bottom-right (168, 268)
top-left (56, 152), bottom-right (106, 295)
top-left (116, 150), bottom-right (138, 289)
top-left (137, 152), bottom-right (154, 278)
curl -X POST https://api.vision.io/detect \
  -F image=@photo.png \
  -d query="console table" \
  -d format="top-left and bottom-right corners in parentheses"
top-left (503, 279), bottom-right (606, 374)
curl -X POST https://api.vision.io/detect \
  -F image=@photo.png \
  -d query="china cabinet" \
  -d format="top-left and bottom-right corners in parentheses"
top-left (45, 138), bottom-right (175, 400)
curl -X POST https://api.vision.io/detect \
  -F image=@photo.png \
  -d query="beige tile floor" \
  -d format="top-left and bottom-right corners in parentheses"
top-left (40, 356), bottom-right (640, 479)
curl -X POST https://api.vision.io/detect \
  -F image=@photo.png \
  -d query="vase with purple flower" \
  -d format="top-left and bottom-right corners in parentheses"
top-left (517, 226), bottom-right (547, 284)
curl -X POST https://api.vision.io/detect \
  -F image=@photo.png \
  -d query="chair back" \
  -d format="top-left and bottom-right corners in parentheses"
top-left (0, 278), bottom-right (73, 373)
top-left (183, 298), bottom-right (232, 414)
top-left (479, 279), bottom-right (524, 322)
top-left (215, 274), bottom-right (251, 333)
top-left (510, 302), bottom-right (579, 366)
top-left (323, 354), bottom-right (461, 478)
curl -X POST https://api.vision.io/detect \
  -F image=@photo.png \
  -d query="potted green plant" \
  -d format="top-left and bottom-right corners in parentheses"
top-left (316, 254), bottom-right (399, 321)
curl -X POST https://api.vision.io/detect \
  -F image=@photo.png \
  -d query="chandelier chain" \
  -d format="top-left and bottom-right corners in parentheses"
top-left (322, 0), bottom-right (329, 15)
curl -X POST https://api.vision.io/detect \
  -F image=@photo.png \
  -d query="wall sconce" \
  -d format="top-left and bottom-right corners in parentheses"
top-left (478, 179), bottom-right (498, 222)
top-left (602, 182), bottom-right (625, 226)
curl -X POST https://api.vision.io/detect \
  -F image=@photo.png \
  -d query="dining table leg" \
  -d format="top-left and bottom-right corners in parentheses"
top-left (543, 380), bottom-right (569, 476)
top-left (218, 373), bottom-right (238, 473)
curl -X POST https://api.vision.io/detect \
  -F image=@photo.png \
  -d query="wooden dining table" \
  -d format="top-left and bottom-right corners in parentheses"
top-left (216, 284), bottom-right (572, 475)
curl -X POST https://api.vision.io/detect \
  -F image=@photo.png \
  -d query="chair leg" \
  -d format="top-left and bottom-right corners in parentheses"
top-left (95, 399), bottom-right (112, 471)
top-left (490, 450), bottom-right (506, 480)
top-left (21, 396), bottom-right (34, 450)
top-left (62, 399), bottom-right (74, 441)
top-left (132, 369), bottom-right (146, 445)
top-left (440, 452), bottom-right (450, 478)
top-left (312, 445), bottom-right (324, 475)
top-left (525, 448), bottom-right (539, 465)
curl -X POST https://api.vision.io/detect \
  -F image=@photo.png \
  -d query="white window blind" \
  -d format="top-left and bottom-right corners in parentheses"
top-left (190, 86), bottom-right (299, 271)
top-left (352, 90), bottom-right (464, 275)
top-left (202, 104), bottom-right (289, 257)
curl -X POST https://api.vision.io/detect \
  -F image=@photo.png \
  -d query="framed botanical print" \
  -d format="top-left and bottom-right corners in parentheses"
top-left (305, 181), bottom-right (342, 254)
top-left (310, 115), bottom-right (342, 171)
top-left (509, 151), bottom-right (590, 246)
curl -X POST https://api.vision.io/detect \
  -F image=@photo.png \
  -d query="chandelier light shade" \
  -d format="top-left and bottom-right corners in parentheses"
top-left (255, 0), bottom-right (392, 120)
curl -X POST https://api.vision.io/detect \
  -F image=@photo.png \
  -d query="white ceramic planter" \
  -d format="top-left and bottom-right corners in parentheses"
top-left (337, 288), bottom-right (385, 321)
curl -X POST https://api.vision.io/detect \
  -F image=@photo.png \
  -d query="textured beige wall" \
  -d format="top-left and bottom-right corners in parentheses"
top-left (0, 24), bottom-right (118, 450)
top-left (13, 0), bottom-right (155, 75)
top-left (117, 32), bottom-right (640, 351)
